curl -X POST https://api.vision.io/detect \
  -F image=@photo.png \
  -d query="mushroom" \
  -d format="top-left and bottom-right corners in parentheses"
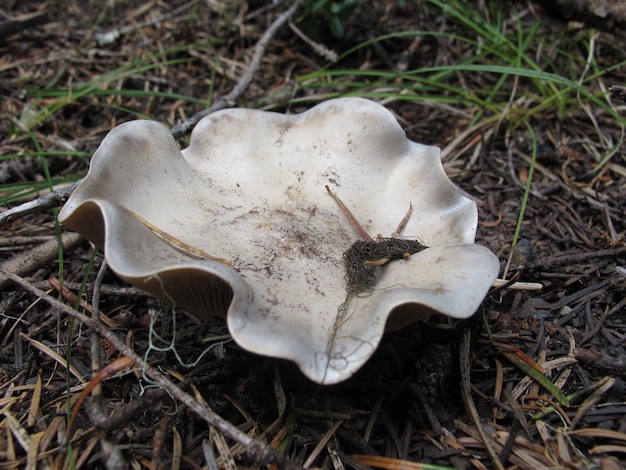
top-left (59, 98), bottom-right (500, 384)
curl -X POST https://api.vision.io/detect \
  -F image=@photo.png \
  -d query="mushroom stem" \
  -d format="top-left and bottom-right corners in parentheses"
top-left (325, 185), bottom-right (372, 241)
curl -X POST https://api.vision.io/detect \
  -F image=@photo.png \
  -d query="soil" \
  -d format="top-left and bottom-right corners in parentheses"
top-left (1, 1), bottom-right (625, 469)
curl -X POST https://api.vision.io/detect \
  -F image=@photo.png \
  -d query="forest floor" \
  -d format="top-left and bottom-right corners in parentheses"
top-left (1, 0), bottom-right (625, 469)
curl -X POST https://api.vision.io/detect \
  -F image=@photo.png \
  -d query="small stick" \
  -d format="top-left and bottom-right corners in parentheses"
top-left (491, 279), bottom-right (543, 291)
top-left (460, 328), bottom-right (505, 470)
top-left (325, 185), bottom-right (372, 241)
top-left (392, 203), bottom-right (413, 237)
top-left (171, 0), bottom-right (305, 139)
top-left (288, 21), bottom-right (338, 62)
top-left (0, 232), bottom-right (84, 289)
top-left (0, 180), bottom-right (80, 227)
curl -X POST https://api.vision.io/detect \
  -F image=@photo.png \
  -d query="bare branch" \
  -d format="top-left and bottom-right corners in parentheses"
top-left (288, 20), bottom-right (338, 62)
top-left (171, 0), bottom-right (305, 139)
top-left (0, 180), bottom-right (80, 227)
top-left (0, 231), bottom-right (84, 289)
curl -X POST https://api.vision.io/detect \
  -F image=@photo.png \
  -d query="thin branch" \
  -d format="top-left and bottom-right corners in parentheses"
top-left (0, 231), bottom-right (84, 289)
top-left (0, 267), bottom-right (304, 470)
top-left (93, 0), bottom-right (200, 46)
top-left (288, 20), bottom-right (338, 62)
top-left (0, 180), bottom-right (80, 227)
top-left (325, 185), bottom-right (372, 241)
top-left (526, 246), bottom-right (626, 270)
top-left (87, 260), bottom-right (126, 470)
top-left (460, 328), bottom-right (504, 470)
top-left (170, 0), bottom-right (305, 139)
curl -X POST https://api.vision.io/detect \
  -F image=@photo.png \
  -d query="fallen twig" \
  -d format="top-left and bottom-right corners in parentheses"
top-left (170, 0), bottom-right (305, 139)
top-left (575, 348), bottom-right (626, 375)
top-left (86, 260), bottom-right (127, 469)
top-left (288, 20), bottom-right (338, 62)
top-left (460, 328), bottom-right (504, 470)
top-left (0, 11), bottom-right (48, 39)
top-left (0, 231), bottom-right (84, 289)
top-left (93, 0), bottom-right (199, 46)
top-left (526, 246), bottom-right (626, 270)
top-left (0, 181), bottom-right (80, 227)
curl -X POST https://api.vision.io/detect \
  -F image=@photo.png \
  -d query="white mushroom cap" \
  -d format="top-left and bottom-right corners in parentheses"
top-left (59, 98), bottom-right (500, 384)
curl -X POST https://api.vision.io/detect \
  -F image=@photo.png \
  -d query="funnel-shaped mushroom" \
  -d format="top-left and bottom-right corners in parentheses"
top-left (59, 98), bottom-right (500, 384)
